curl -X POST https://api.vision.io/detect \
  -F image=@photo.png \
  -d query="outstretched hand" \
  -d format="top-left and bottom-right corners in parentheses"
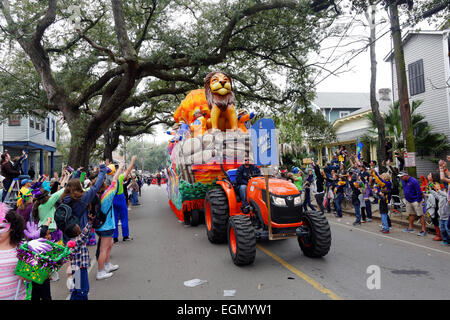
top-left (24, 221), bottom-right (40, 240)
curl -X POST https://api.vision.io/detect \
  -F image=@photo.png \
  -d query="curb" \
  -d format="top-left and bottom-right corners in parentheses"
top-left (340, 207), bottom-right (437, 233)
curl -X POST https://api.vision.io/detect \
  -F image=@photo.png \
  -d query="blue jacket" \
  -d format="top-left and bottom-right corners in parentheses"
top-left (236, 164), bottom-right (261, 185)
top-left (401, 176), bottom-right (423, 203)
top-left (63, 164), bottom-right (107, 229)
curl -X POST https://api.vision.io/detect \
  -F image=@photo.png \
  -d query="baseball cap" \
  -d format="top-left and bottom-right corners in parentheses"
top-left (21, 179), bottom-right (32, 185)
top-left (397, 171), bottom-right (409, 177)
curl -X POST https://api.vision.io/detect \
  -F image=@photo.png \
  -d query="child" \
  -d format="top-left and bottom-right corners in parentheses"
top-left (302, 182), bottom-right (316, 211)
top-left (66, 214), bottom-right (95, 300)
top-left (28, 217), bottom-right (53, 301)
top-left (364, 177), bottom-right (373, 222)
top-left (16, 189), bottom-right (33, 222)
top-left (377, 190), bottom-right (390, 233)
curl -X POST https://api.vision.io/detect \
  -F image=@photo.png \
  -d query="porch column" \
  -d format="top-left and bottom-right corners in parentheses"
top-left (50, 152), bottom-right (54, 177)
top-left (39, 149), bottom-right (44, 175)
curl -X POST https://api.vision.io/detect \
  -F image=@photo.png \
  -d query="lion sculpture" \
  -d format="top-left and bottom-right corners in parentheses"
top-left (173, 71), bottom-right (238, 132)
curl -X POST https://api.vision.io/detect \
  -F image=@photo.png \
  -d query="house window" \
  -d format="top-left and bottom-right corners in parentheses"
top-left (8, 114), bottom-right (21, 126)
top-left (40, 119), bottom-right (45, 132)
top-left (339, 111), bottom-right (350, 118)
top-left (29, 117), bottom-right (34, 129)
top-left (35, 118), bottom-right (40, 130)
top-left (46, 118), bottom-right (50, 139)
top-left (52, 119), bottom-right (55, 142)
top-left (408, 59), bottom-right (425, 96)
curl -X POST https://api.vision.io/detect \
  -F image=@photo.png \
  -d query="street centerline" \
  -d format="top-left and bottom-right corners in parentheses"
top-left (256, 244), bottom-right (343, 300)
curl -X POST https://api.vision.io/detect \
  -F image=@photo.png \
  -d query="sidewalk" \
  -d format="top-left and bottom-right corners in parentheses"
top-left (312, 197), bottom-right (437, 234)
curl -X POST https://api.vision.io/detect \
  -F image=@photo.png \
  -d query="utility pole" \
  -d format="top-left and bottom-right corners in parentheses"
top-left (123, 136), bottom-right (128, 164)
top-left (387, 0), bottom-right (417, 177)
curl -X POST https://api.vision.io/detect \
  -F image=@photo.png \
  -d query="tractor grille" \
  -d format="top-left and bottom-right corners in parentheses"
top-left (262, 191), bottom-right (302, 225)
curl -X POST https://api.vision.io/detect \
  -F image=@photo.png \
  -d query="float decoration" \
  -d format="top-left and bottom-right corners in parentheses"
top-left (165, 71), bottom-right (255, 222)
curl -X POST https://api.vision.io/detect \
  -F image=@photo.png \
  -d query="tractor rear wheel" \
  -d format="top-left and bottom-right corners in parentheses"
top-left (205, 188), bottom-right (229, 243)
top-left (297, 210), bottom-right (331, 258)
top-left (228, 215), bottom-right (256, 266)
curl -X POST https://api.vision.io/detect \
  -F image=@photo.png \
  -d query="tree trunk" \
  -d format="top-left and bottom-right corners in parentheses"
top-left (103, 121), bottom-right (122, 162)
top-left (366, 4), bottom-right (386, 172)
top-left (388, 3), bottom-right (417, 177)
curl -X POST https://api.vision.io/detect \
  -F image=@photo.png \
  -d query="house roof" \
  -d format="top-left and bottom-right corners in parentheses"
top-left (312, 92), bottom-right (370, 109)
top-left (383, 29), bottom-right (447, 62)
top-left (331, 96), bottom-right (392, 129)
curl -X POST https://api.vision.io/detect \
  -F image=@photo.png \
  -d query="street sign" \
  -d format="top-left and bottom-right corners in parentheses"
top-left (404, 151), bottom-right (416, 167)
top-left (250, 118), bottom-right (279, 166)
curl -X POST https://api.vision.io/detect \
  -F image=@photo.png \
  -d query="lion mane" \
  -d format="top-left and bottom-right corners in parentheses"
top-left (204, 71), bottom-right (235, 112)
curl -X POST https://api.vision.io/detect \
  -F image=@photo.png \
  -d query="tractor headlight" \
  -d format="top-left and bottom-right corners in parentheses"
top-left (294, 195), bottom-right (302, 206)
top-left (271, 195), bottom-right (287, 206)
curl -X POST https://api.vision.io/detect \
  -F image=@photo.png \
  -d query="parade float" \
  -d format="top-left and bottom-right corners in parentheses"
top-left (165, 71), bottom-right (254, 226)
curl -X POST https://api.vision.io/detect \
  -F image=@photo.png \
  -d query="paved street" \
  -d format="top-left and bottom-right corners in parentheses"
top-left (52, 184), bottom-right (450, 300)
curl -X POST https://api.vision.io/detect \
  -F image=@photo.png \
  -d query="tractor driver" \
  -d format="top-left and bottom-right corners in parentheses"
top-left (236, 156), bottom-right (261, 212)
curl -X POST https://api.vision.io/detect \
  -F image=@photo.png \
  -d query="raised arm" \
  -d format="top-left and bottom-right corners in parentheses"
top-left (113, 162), bottom-right (125, 183)
top-left (123, 156), bottom-right (137, 179)
top-left (80, 163), bottom-right (107, 206)
top-left (439, 160), bottom-right (450, 183)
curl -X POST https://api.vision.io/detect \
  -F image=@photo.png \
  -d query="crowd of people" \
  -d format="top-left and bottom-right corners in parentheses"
top-left (278, 150), bottom-right (450, 242)
top-left (0, 150), bottom-right (148, 300)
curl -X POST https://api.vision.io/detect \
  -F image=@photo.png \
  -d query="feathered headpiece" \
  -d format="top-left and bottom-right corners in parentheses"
top-left (0, 202), bottom-right (10, 222)
top-left (42, 181), bottom-right (51, 192)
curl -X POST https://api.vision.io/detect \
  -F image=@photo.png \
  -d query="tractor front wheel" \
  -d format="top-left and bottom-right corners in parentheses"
top-left (227, 215), bottom-right (256, 266)
top-left (297, 210), bottom-right (331, 258)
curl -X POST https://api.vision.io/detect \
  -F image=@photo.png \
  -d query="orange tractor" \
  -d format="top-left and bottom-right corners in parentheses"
top-left (204, 165), bottom-right (332, 266)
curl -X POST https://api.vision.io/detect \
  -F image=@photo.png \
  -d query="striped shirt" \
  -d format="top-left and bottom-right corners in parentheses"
top-left (0, 248), bottom-right (26, 300)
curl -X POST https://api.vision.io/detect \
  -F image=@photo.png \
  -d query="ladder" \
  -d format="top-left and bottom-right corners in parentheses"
top-left (3, 178), bottom-right (20, 205)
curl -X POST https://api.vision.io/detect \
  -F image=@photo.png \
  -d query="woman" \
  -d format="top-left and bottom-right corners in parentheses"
top-left (32, 171), bottom-right (70, 243)
top-left (1, 152), bottom-right (20, 202)
top-left (426, 172), bottom-right (442, 241)
top-left (60, 162), bottom-right (107, 242)
top-left (95, 162), bottom-right (124, 280)
top-left (0, 204), bottom-right (26, 300)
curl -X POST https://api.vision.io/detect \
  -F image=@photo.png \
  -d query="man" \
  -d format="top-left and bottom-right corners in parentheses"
top-left (236, 157), bottom-right (261, 211)
top-left (399, 171), bottom-right (426, 236)
top-left (311, 161), bottom-right (325, 214)
top-left (331, 154), bottom-right (339, 166)
top-left (358, 165), bottom-right (370, 181)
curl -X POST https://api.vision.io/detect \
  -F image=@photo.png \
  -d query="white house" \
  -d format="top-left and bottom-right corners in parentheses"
top-left (318, 88), bottom-right (393, 164)
top-left (0, 111), bottom-right (59, 178)
top-left (384, 29), bottom-right (450, 177)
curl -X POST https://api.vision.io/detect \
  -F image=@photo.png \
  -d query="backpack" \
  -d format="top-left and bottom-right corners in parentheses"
top-left (90, 194), bottom-right (112, 229)
top-left (54, 202), bottom-right (79, 232)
